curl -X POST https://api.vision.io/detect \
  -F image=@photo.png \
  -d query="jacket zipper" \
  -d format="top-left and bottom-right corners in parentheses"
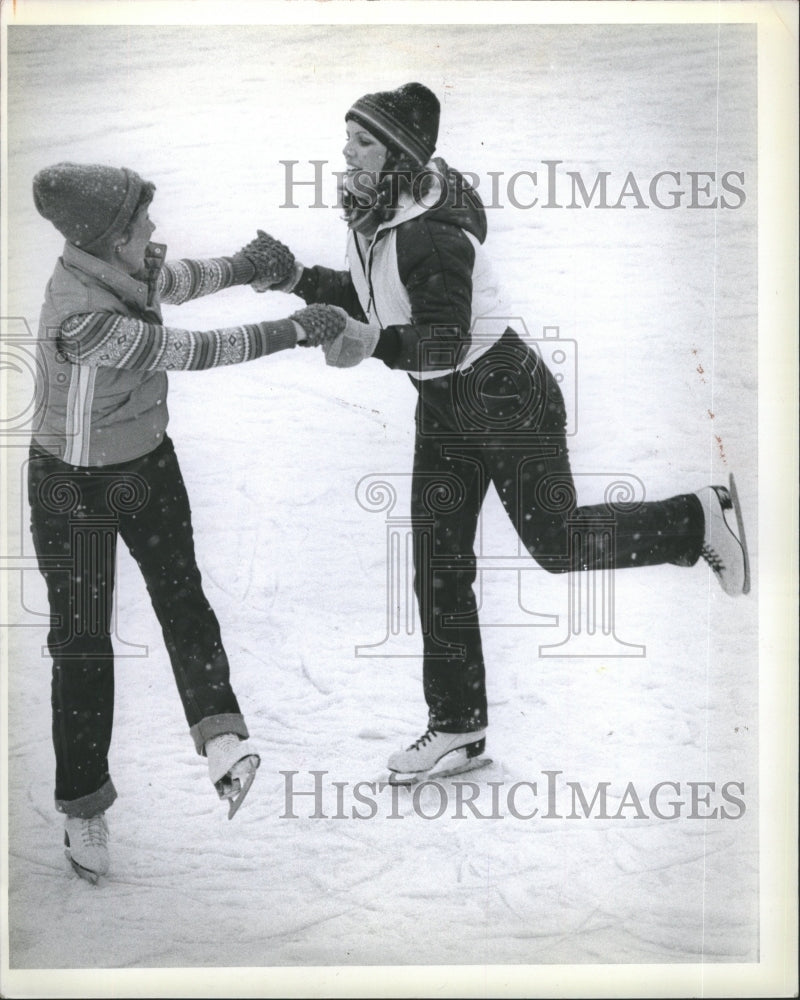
top-left (355, 231), bottom-right (386, 329)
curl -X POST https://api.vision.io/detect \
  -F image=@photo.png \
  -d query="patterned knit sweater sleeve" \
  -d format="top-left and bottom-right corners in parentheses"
top-left (156, 254), bottom-right (255, 305)
top-left (59, 312), bottom-right (298, 371)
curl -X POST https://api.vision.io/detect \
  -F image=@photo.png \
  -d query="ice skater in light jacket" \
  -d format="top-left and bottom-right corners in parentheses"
top-left (29, 162), bottom-right (346, 881)
top-left (250, 83), bottom-right (750, 782)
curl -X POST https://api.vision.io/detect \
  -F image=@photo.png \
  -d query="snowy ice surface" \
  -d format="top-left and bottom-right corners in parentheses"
top-left (1, 14), bottom-right (771, 987)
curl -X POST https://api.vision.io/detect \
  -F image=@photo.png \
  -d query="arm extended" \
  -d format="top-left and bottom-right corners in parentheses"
top-left (155, 227), bottom-right (299, 305)
top-left (60, 312), bottom-right (298, 371)
top-left (59, 302), bottom-right (345, 372)
top-left (156, 254), bottom-right (255, 305)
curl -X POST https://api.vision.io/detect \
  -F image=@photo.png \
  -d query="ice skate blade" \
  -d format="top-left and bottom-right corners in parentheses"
top-left (225, 767), bottom-right (257, 819)
top-left (728, 473), bottom-right (751, 595)
top-left (388, 753), bottom-right (494, 787)
top-left (216, 754), bottom-right (260, 819)
top-left (65, 850), bottom-right (101, 885)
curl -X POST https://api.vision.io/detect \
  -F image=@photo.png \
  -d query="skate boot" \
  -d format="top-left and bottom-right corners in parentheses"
top-left (387, 727), bottom-right (491, 785)
top-left (64, 812), bottom-right (109, 883)
top-left (698, 473), bottom-right (750, 596)
top-left (206, 733), bottom-right (260, 819)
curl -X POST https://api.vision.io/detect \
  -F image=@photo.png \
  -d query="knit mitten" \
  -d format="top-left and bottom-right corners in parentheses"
top-left (235, 229), bottom-right (296, 290)
top-left (322, 308), bottom-right (381, 367)
top-left (290, 304), bottom-right (349, 347)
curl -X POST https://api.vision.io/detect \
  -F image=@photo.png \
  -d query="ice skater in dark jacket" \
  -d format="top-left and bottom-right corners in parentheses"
top-left (251, 83), bottom-right (750, 782)
top-left (30, 162), bottom-right (345, 881)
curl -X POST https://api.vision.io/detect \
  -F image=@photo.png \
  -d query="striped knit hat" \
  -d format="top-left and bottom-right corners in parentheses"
top-left (346, 83), bottom-right (440, 168)
top-left (33, 162), bottom-right (154, 251)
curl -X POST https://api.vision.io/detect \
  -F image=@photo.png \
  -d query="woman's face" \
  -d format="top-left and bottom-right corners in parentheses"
top-left (116, 205), bottom-right (156, 274)
top-left (342, 120), bottom-right (388, 193)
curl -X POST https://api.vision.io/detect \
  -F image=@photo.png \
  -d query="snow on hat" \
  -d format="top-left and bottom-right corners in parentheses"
top-left (32, 162), bottom-right (154, 251)
top-left (346, 83), bottom-right (440, 167)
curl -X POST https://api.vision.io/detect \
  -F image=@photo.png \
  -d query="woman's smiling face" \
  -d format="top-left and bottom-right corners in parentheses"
top-left (342, 120), bottom-right (389, 178)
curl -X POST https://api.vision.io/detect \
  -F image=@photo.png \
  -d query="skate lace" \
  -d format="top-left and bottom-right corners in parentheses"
top-left (210, 732), bottom-right (241, 756)
top-left (700, 543), bottom-right (725, 574)
top-left (80, 814), bottom-right (108, 849)
top-left (407, 728), bottom-right (435, 751)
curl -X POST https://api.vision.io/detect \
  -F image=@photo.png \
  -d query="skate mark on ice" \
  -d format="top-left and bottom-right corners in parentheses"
top-left (300, 655), bottom-right (332, 696)
top-left (26, 786), bottom-right (54, 826)
top-left (305, 857), bottom-right (396, 894)
top-left (253, 906), bottom-right (361, 943)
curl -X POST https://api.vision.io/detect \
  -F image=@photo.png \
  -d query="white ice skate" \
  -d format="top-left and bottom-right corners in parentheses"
top-left (387, 728), bottom-right (492, 786)
top-left (64, 813), bottom-right (109, 884)
top-left (206, 733), bottom-right (260, 819)
top-left (698, 473), bottom-right (750, 596)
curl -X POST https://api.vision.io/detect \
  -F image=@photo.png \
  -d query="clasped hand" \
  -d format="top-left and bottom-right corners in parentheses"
top-left (238, 229), bottom-right (298, 291)
top-left (290, 305), bottom-right (380, 367)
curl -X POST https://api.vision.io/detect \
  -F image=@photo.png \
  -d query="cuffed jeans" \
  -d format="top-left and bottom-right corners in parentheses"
top-left (28, 435), bottom-right (248, 817)
top-left (410, 329), bottom-right (705, 733)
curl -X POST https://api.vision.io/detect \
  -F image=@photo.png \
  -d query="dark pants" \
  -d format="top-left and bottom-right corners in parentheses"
top-left (411, 329), bottom-right (704, 733)
top-left (28, 435), bottom-right (247, 817)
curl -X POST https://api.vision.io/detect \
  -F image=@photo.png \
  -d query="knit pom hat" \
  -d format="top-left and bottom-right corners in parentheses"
top-left (346, 83), bottom-right (440, 168)
top-left (32, 162), bottom-right (155, 251)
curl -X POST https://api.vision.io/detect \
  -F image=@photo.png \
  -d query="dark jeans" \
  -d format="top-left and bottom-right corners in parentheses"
top-left (411, 329), bottom-right (704, 733)
top-left (28, 435), bottom-right (247, 817)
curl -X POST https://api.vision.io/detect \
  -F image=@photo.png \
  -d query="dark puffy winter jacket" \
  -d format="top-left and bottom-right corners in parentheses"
top-left (294, 158), bottom-right (513, 378)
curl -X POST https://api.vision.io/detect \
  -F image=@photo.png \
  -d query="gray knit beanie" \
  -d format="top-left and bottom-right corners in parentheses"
top-left (32, 162), bottom-right (155, 251)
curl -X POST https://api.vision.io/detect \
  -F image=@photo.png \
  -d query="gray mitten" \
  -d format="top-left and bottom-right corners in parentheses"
top-left (236, 230), bottom-right (296, 291)
top-left (290, 304), bottom-right (348, 348)
top-left (323, 309), bottom-right (381, 368)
